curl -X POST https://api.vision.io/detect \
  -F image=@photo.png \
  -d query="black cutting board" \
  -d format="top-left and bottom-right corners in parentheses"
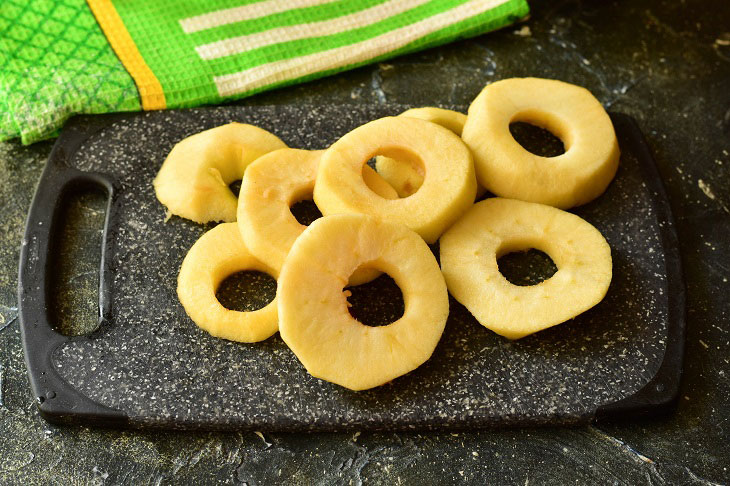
top-left (18, 105), bottom-right (685, 430)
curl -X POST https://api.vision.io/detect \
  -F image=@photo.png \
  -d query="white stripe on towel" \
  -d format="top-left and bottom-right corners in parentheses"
top-left (196, 0), bottom-right (432, 60)
top-left (214, 0), bottom-right (508, 96)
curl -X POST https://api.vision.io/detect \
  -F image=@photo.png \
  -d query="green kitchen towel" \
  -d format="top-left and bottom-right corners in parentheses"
top-left (0, 0), bottom-right (529, 144)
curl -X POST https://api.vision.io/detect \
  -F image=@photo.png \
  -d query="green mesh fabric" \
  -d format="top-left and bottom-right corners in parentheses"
top-left (0, 0), bottom-right (140, 144)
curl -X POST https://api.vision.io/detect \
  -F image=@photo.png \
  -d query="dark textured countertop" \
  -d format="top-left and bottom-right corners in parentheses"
top-left (1, 0), bottom-right (729, 483)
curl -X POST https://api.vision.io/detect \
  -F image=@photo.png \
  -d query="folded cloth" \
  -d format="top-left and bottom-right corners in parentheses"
top-left (0, 0), bottom-right (528, 144)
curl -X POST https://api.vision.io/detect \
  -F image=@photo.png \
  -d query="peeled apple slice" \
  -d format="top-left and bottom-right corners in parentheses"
top-left (374, 107), bottom-right (488, 199)
top-left (314, 116), bottom-right (477, 244)
top-left (177, 222), bottom-right (279, 343)
top-left (278, 214), bottom-right (449, 391)
top-left (462, 77), bottom-right (620, 208)
top-left (237, 148), bottom-right (395, 286)
top-left (440, 198), bottom-right (612, 339)
top-left (154, 123), bottom-right (287, 223)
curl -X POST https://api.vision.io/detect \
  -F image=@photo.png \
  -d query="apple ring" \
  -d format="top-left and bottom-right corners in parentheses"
top-left (314, 116), bottom-right (477, 244)
top-left (237, 148), bottom-right (396, 286)
top-left (177, 222), bottom-right (278, 343)
top-left (154, 123), bottom-right (287, 223)
top-left (375, 107), bottom-right (485, 198)
top-left (440, 198), bottom-right (612, 340)
top-left (278, 214), bottom-right (449, 390)
top-left (462, 77), bottom-right (620, 209)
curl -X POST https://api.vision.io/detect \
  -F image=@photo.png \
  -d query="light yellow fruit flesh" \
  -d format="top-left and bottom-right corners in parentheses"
top-left (177, 222), bottom-right (279, 343)
top-left (237, 148), bottom-right (394, 286)
top-left (440, 198), bottom-right (612, 340)
top-left (373, 155), bottom-right (424, 198)
top-left (374, 107), bottom-right (486, 199)
top-left (154, 123), bottom-right (287, 223)
top-left (462, 78), bottom-right (619, 209)
top-left (314, 116), bottom-right (477, 244)
top-left (400, 107), bottom-right (468, 136)
top-left (278, 214), bottom-right (449, 391)
top-left (361, 163), bottom-right (399, 201)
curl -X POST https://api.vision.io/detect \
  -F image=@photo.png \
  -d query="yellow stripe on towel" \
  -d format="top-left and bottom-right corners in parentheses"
top-left (86, 0), bottom-right (166, 110)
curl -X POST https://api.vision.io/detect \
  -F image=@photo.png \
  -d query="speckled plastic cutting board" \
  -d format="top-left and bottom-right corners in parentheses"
top-left (18, 105), bottom-right (684, 430)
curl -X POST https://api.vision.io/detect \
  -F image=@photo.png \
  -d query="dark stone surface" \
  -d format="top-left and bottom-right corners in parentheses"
top-left (217, 271), bottom-right (277, 313)
top-left (1, 0), bottom-right (728, 482)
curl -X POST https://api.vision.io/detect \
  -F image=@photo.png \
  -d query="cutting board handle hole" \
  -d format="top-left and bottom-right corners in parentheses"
top-left (47, 184), bottom-right (108, 336)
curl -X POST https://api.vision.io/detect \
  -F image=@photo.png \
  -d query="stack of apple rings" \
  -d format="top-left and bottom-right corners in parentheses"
top-left (156, 77), bottom-right (619, 391)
